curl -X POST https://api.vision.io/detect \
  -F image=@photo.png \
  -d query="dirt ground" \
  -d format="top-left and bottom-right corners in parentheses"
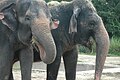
top-left (13, 55), bottom-right (120, 80)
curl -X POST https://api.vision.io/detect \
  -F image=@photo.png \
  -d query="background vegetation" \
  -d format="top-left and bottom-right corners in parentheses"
top-left (46, 0), bottom-right (120, 56)
top-left (92, 0), bottom-right (120, 37)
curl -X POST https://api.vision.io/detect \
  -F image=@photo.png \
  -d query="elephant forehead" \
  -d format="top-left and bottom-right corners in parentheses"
top-left (35, 0), bottom-right (45, 3)
top-left (73, 0), bottom-right (96, 12)
top-left (31, 0), bottom-right (46, 7)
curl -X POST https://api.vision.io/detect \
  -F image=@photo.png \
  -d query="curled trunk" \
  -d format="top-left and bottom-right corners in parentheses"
top-left (31, 22), bottom-right (56, 64)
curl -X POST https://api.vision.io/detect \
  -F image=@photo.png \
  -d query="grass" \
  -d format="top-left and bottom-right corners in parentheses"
top-left (109, 37), bottom-right (120, 56)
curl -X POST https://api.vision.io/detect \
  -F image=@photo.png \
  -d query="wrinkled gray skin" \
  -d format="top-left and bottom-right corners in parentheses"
top-left (0, 0), bottom-right (56, 80)
top-left (45, 0), bottom-right (110, 80)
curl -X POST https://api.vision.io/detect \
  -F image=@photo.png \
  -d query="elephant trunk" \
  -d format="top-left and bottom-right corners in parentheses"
top-left (94, 18), bottom-right (110, 80)
top-left (31, 20), bottom-right (56, 64)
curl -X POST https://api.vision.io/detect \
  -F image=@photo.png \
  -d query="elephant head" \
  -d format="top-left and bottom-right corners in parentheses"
top-left (69, 0), bottom-right (110, 79)
top-left (0, 0), bottom-right (59, 64)
top-left (15, 0), bottom-right (59, 64)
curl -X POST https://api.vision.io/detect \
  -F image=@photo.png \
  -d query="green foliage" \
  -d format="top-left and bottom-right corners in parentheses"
top-left (79, 40), bottom-right (96, 55)
top-left (109, 37), bottom-right (120, 56)
top-left (92, 0), bottom-right (120, 37)
top-left (79, 45), bottom-right (92, 54)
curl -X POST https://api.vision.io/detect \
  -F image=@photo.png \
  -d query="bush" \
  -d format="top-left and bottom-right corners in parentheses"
top-left (92, 0), bottom-right (120, 37)
top-left (79, 45), bottom-right (92, 54)
top-left (109, 37), bottom-right (120, 56)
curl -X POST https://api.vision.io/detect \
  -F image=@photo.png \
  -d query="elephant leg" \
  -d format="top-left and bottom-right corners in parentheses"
top-left (0, 48), bottom-right (14, 80)
top-left (8, 68), bottom-right (14, 80)
top-left (47, 50), bottom-right (62, 80)
top-left (9, 54), bottom-right (19, 80)
top-left (63, 47), bottom-right (78, 80)
top-left (19, 46), bottom-right (33, 80)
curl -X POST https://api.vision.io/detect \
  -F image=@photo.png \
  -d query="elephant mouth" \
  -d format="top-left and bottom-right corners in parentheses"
top-left (32, 38), bottom-right (46, 60)
top-left (36, 43), bottom-right (46, 60)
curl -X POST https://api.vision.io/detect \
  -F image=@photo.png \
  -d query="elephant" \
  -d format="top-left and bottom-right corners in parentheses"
top-left (45, 0), bottom-right (109, 80)
top-left (8, 0), bottom-right (109, 80)
top-left (0, 0), bottom-right (58, 80)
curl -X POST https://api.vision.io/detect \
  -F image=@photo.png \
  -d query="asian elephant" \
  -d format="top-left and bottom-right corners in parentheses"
top-left (0, 0), bottom-right (58, 80)
top-left (45, 0), bottom-right (110, 80)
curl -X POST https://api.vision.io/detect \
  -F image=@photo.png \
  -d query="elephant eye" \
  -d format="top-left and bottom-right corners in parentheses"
top-left (89, 21), bottom-right (96, 26)
top-left (25, 15), bottom-right (31, 21)
top-left (88, 20), bottom-right (96, 29)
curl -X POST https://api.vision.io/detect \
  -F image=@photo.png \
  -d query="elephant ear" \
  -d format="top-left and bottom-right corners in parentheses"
top-left (50, 19), bottom-right (59, 30)
top-left (0, 3), bottom-right (17, 31)
top-left (69, 7), bottom-right (81, 33)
